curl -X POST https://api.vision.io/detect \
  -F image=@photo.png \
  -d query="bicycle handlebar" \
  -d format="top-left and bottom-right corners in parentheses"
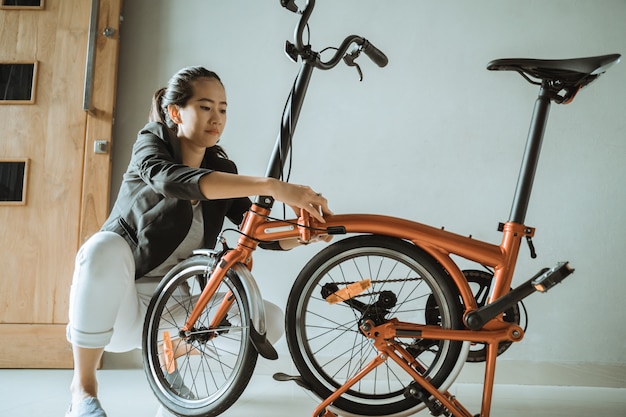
top-left (361, 39), bottom-right (389, 67)
top-left (258, 0), bottom-right (388, 201)
top-left (283, 0), bottom-right (388, 70)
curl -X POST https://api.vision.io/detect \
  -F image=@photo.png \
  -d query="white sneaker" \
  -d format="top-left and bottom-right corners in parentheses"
top-left (65, 397), bottom-right (107, 417)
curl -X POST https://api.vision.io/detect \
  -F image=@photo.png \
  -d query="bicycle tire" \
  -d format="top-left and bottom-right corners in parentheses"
top-left (285, 235), bottom-right (464, 417)
top-left (143, 255), bottom-right (257, 417)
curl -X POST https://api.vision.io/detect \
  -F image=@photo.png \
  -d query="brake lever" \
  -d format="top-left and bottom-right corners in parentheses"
top-left (343, 49), bottom-right (364, 81)
top-left (353, 62), bottom-right (364, 81)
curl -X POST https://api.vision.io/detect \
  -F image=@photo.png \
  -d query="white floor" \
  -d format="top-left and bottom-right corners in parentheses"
top-left (1, 359), bottom-right (625, 417)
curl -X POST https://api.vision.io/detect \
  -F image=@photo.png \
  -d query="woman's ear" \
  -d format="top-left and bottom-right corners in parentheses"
top-left (167, 104), bottom-right (182, 124)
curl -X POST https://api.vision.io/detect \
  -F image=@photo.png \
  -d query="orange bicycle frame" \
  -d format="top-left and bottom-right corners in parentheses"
top-left (179, 204), bottom-right (532, 417)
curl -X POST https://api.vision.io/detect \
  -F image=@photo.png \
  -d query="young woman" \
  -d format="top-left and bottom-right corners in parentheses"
top-left (65, 66), bottom-right (331, 417)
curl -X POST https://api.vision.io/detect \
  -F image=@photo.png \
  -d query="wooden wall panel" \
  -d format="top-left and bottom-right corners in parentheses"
top-left (0, 324), bottom-right (72, 368)
top-left (0, 0), bottom-right (121, 368)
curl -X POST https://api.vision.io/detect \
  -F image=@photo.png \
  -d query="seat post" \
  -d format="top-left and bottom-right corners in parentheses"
top-left (508, 84), bottom-right (553, 224)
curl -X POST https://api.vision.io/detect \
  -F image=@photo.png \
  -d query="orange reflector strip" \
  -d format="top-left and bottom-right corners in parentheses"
top-left (163, 331), bottom-right (176, 374)
top-left (325, 279), bottom-right (371, 304)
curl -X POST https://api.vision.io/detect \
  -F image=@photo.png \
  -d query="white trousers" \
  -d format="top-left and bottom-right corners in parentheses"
top-left (67, 231), bottom-right (283, 352)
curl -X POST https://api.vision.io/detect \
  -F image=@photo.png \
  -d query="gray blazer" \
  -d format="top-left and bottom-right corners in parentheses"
top-left (101, 122), bottom-right (251, 279)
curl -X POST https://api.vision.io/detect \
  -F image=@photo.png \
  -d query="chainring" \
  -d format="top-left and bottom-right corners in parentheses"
top-left (462, 269), bottom-right (521, 362)
top-left (425, 269), bottom-right (522, 362)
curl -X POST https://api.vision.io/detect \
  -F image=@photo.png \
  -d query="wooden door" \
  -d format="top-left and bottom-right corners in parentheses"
top-left (0, 0), bottom-right (121, 368)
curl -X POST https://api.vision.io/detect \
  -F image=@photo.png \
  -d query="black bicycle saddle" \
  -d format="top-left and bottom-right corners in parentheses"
top-left (487, 54), bottom-right (621, 87)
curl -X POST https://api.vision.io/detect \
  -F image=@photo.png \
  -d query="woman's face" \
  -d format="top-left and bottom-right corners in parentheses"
top-left (172, 77), bottom-right (227, 149)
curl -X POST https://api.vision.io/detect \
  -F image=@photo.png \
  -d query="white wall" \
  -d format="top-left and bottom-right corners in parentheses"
top-left (111, 1), bottom-right (626, 368)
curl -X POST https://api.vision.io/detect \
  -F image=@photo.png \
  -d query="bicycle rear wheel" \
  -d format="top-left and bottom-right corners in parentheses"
top-left (143, 256), bottom-right (257, 417)
top-left (285, 235), bottom-right (465, 417)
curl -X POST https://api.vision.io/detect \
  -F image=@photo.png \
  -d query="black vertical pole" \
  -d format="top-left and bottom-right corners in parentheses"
top-left (508, 86), bottom-right (552, 224)
top-left (256, 62), bottom-right (315, 208)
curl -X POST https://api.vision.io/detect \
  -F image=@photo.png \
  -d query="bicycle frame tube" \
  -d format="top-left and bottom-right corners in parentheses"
top-left (509, 85), bottom-right (552, 223)
top-left (251, 211), bottom-right (533, 311)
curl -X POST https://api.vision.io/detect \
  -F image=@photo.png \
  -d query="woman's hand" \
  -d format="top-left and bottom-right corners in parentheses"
top-left (271, 180), bottom-right (332, 223)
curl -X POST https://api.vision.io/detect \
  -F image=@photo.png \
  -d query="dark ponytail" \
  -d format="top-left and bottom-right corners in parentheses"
top-left (148, 87), bottom-right (168, 125)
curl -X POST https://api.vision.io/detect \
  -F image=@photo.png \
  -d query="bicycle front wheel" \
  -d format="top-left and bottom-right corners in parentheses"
top-left (285, 235), bottom-right (464, 417)
top-left (143, 256), bottom-right (257, 417)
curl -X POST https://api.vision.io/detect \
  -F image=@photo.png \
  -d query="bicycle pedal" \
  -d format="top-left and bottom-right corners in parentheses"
top-left (272, 372), bottom-right (312, 391)
top-left (466, 261), bottom-right (575, 330)
top-left (532, 261), bottom-right (574, 292)
top-left (162, 331), bottom-right (176, 374)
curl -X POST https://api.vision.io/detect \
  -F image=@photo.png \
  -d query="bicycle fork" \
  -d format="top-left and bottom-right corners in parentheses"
top-left (179, 205), bottom-right (289, 360)
top-left (180, 249), bottom-right (245, 337)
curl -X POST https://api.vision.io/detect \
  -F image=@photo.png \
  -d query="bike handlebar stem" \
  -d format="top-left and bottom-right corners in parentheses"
top-left (294, 0), bottom-right (314, 52)
top-left (257, 0), bottom-right (387, 208)
top-left (261, 62), bottom-right (315, 183)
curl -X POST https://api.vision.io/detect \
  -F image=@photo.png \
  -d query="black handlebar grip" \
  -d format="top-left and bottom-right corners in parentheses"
top-left (362, 40), bottom-right (388, 67)
top-left (280, 0), bottom-right (298, 13)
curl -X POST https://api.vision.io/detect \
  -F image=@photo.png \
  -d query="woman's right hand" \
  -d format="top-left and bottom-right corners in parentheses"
top-left (270, 179), bottom-right (332, 223)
